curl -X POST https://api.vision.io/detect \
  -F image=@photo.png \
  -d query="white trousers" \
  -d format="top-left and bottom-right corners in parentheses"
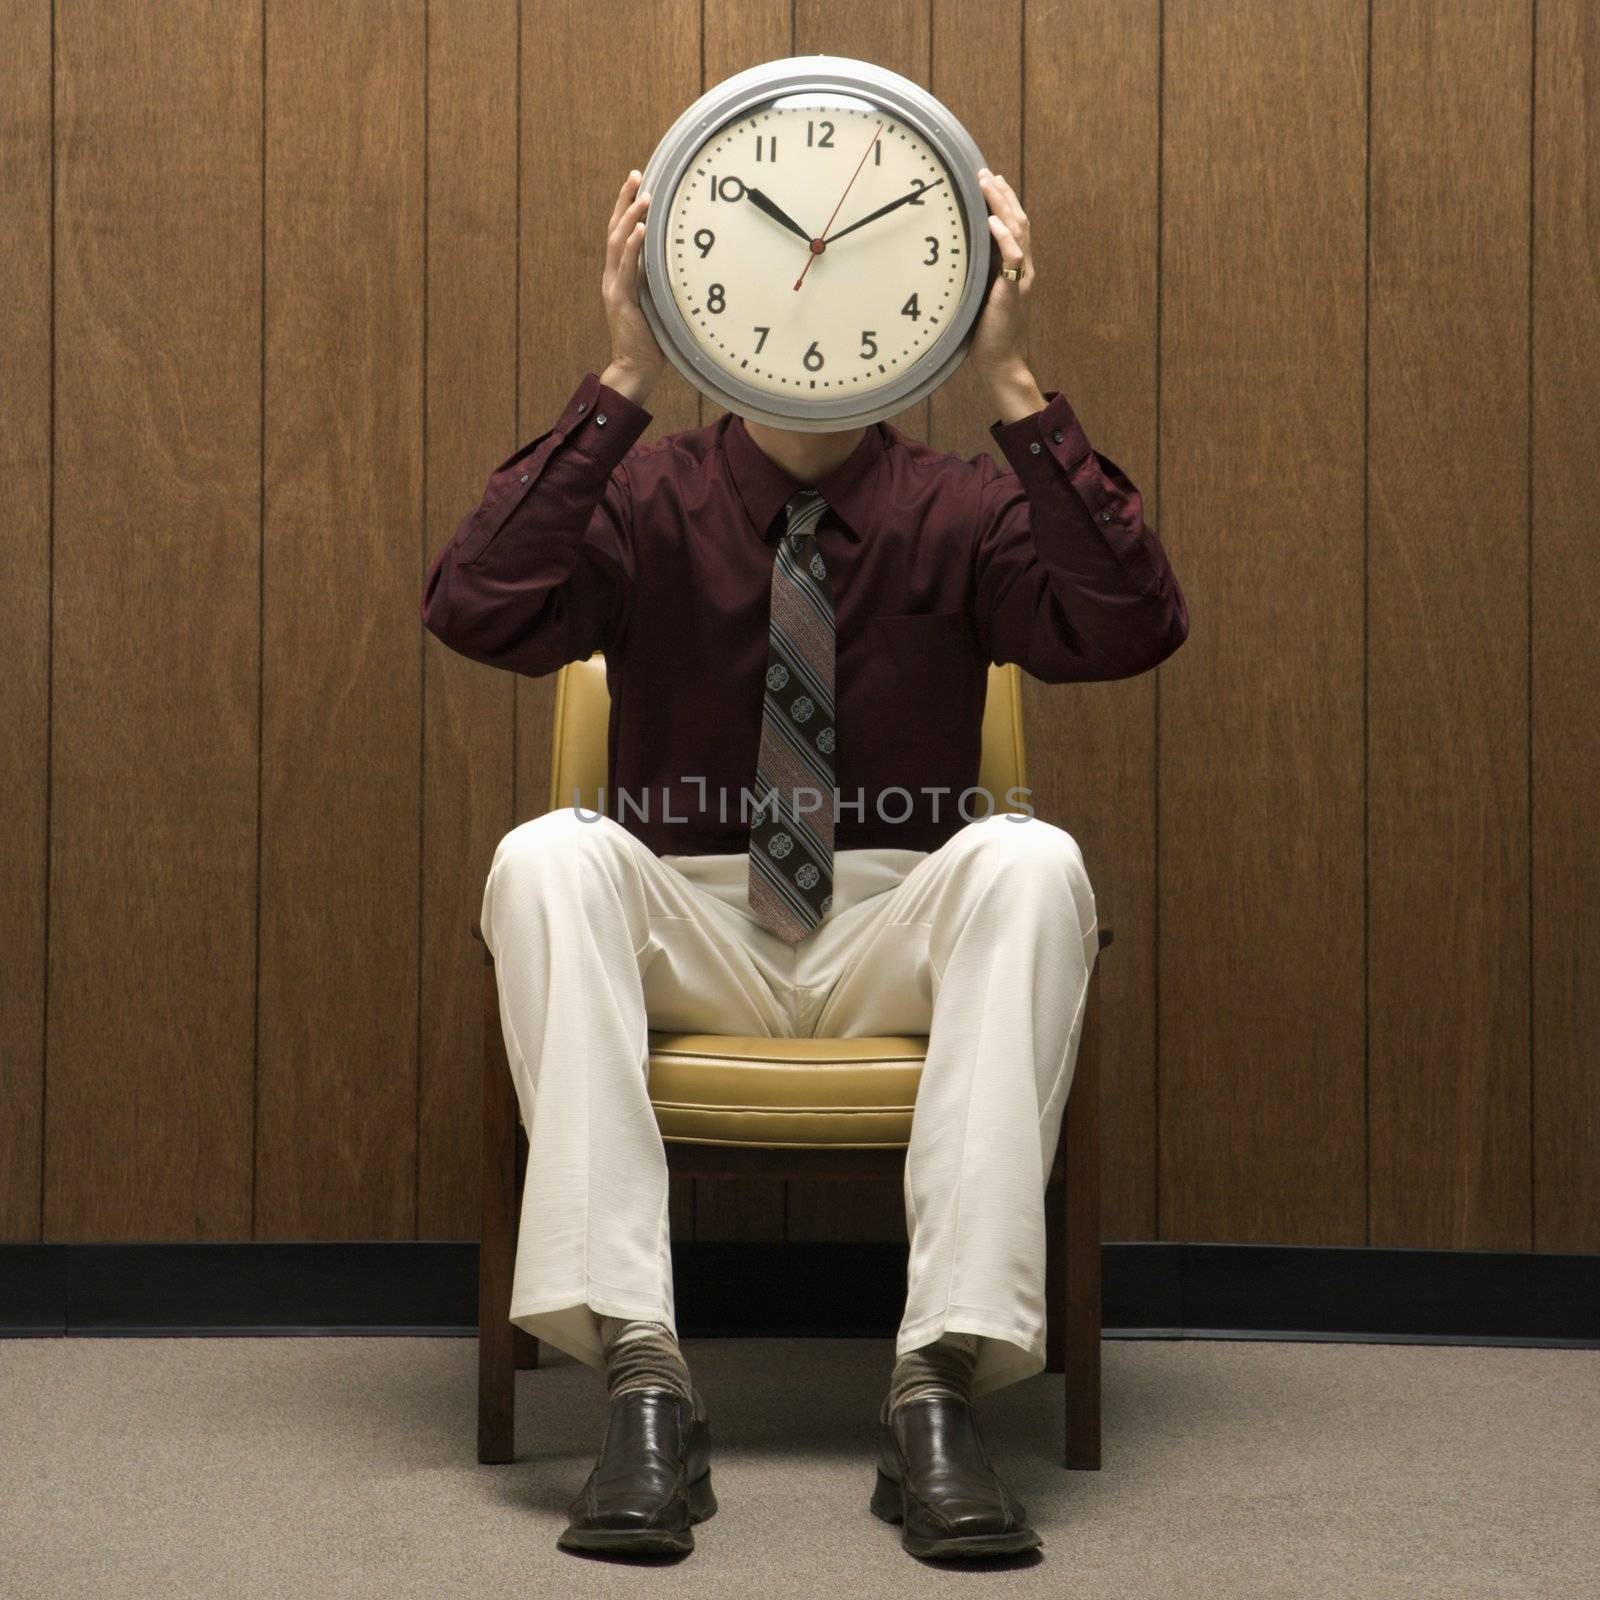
top-left (479, 807), bottom-right (1099, 1400)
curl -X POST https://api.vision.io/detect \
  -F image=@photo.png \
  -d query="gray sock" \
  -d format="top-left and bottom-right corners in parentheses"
top-left (882, 1330), bottom-right (980, 1424)
top-left (597, 1315), bottom-right (704, 1419)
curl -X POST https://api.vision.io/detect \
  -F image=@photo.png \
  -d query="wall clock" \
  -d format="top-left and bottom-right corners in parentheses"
top-left (637, 55), bottom-right (996, 433)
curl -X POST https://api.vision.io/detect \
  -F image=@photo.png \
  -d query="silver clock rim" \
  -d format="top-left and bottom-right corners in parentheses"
top-left (637, 55), bottom-right (992, 434)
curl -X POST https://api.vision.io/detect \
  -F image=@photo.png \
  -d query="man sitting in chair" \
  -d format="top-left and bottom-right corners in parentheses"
top-left (422, 167), bottom-right (1187, 1561)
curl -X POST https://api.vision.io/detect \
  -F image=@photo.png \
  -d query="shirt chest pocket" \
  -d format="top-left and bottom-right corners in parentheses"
top-left (862, 609), bottom-right (983, 740)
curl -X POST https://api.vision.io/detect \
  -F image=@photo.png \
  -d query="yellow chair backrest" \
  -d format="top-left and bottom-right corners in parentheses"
top-left (550, 656), bottom-right (1024, 819)
top-left (548, 655), bottom-right (1027, 818)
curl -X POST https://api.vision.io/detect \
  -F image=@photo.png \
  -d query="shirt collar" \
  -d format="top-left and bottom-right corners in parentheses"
top-left (718, 409), bottom-right (888, 543)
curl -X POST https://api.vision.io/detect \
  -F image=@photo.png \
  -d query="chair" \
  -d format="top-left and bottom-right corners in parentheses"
top-left (474, 654), bottom-right (1110, 1468)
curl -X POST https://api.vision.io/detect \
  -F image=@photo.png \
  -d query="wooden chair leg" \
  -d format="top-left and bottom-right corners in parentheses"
top-left (1044, 1169), bottom-right (1067, 1373)
top-left (478, 949), bottom-right (519, 1464)
top-left (1063, 948), bottom-right (1105, 1469)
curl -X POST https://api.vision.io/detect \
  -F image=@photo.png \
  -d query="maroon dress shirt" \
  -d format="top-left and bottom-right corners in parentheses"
top-left (421, 369), bottom-right (1188, 856)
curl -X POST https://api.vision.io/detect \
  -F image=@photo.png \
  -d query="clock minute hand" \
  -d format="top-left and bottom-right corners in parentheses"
top-left (824, 177), bottom-right (948, 245)
top-left (795, 121), bottom-right (885, 290)
top-left (744, 186), bottom-right (812, 245)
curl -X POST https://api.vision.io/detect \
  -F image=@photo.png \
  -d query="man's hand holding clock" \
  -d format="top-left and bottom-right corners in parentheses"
top-left (971, 167), bottom-right (1047, 424)
top-left (600, 169), bottom-right (667, 407)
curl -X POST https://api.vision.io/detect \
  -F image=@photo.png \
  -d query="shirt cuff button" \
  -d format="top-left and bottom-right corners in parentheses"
top-left (1100, 510), bottom-right (1112, 522)
top-left (595, 413), bottom-right (608, 426)
top-left (519, 474), bottom-right (529, 484)
top-left (1029, 441), bottom-right (1041, 454)
top-left (1052, 429), bottom-right (1064, 443)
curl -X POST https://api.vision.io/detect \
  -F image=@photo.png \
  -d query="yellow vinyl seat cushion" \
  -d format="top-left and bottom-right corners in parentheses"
top-left (645, 1032), bottom-right (928, 1148)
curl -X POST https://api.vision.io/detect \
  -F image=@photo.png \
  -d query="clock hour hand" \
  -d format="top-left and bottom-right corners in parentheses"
top-left (824, 177), bottom-right (947, 245)
top-left (744, 186), bottom-right (813, 245)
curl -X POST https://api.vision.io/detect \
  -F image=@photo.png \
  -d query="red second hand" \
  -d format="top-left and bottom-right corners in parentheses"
top-left (794, 121), bottom-right (884, 291)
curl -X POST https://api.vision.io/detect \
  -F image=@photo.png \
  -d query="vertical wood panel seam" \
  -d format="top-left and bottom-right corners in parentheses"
top-left (41, 0), bottom-right (57, 1240)
top-left (416, 0), bottom-right (431, 1241)
top-left (1526, 0), bottom-right (1537, 1251)
top-left (252, 0), bottom-right (268, 1238)
top-left (1152, 0), bottom-right (1164, 1238)
top-left (1362, 0), bottom-right (1372, 1249)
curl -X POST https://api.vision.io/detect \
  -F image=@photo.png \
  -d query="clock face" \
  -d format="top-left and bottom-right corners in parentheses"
top-left (660, 96), bottom-right (970, 405)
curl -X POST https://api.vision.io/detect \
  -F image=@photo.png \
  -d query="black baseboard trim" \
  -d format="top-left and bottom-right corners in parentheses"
top-left (2, 1241), bottom-right (1596, 1345)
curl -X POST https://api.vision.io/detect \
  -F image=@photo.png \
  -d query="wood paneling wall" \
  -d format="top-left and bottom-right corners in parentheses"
top-left (3, 0), bottom-right (1594, 1256)
top-left (0, 0), bottom-right (53, 1238)
top-left (46, 0), bottom-right (262, 1239)
top-left (1533, 0), bottom-right (1600, 1253)
top-left (1367, 1), bottom-right (1534, 1249)
top-left (1160, 0), bottom-right (1368, 1244)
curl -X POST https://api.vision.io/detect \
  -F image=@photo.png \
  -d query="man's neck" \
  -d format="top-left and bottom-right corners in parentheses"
top-left (740, 415), bottom-right (868, 487)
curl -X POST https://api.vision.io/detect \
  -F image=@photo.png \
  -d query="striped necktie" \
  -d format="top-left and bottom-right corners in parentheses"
top-left (747, 488), bottom-right (835, 943)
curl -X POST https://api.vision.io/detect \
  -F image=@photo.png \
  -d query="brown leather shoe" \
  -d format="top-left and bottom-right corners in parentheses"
top-left (557, 1389), bottom-right (716, 1556)
top-left (871, 1395), bottom-right (1041, 1559)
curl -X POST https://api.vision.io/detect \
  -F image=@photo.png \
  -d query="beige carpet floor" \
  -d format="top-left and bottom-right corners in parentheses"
top-left (2, 1334), bottom-right (1595, 1598)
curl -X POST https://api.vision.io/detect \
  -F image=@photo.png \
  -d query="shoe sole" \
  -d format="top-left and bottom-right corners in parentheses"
top-left (870, 1468), bottom-right (1042, 1560)
top-left (557, 1470), bottom-right (717, 1556)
